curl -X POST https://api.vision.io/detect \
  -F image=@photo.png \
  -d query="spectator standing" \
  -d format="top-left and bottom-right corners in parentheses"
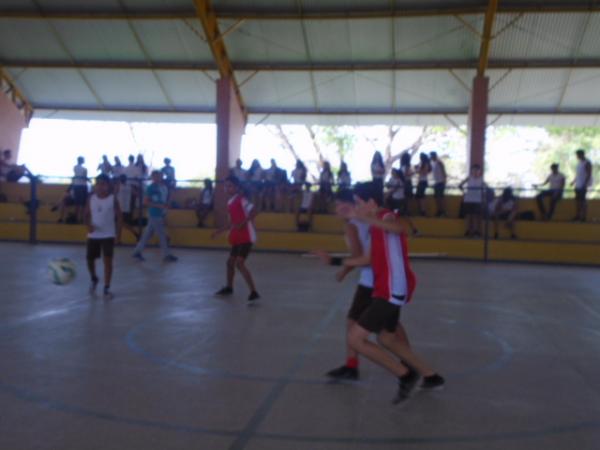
top-left (136, 154), bottom-right (148, 180)
top-left (337, 162), bottom-right (352, 192)
top-left (72, 156), bottom-right (88, 223)
top-left (161, 158), bottom-right (176, 200)
top-left (112, 156), bottom-right (124, 179)
top-left (289, 159), bottom-right (307, 212)
top-left (534, 163), bottom-right (565, 220)
top-left (572, 149), bottom-right (593, 222)
top-left (263, 159), bottom-right (279, 211)
top-left (415, 153), bottom-right (432, 216)
top-left (296, 182), bottom-right (315, 231)
top-left (114, 174), bottom-right (139, 241)
top-left (125, 155), bottom-right (142, 215)
top-left (459, 164), bottom-right (485, 237)
top-left (400, 152), bottom-right (414, 214)
top-left (97, 155), bottom-right (112, 176)
top-left (370, 151), bottom-right (386, 195)
top-left (318, 161), bottom-right (334, 213)
top-left (196, 179), bottom-right (214, 227)
top-left (247, 159), bottom-right (264, 207)
top-left (230, 159), bottom-right (247, 183)
top-left (430, 151), bottom-right (447, 217)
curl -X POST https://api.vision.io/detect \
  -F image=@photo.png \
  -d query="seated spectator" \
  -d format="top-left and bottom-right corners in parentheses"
top-left (1, 149), bottom-right (31, 182)
top-left (317, 161), bottom-right (334, 213)
top-left (296, 182), bottom-right (315, 232)
top-left (459, 164), bottom-right (485, 238)
top-left (337, 162), bottom-right (352, 192)
top-left (52, 186), bottom-right (76, 223)
top-left (491, 187), bottom-right (519, 240)
top-left (289, 159), bottom-right (307, 212)
top-left (196, 179), bottom-right (214, 227)
top-left (534, 163), bottom-right (565, 220)
top-left (115, 174), bottom-right (140, 241)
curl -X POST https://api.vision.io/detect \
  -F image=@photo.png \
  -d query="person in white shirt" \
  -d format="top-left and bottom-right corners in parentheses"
top-left (125, 154), bottom-right (142, 213)
top-left (430, 152), bottom-right (447, 217)
top-left (289, 159), bottom-right (307, 212)
top-left (296, 182), bottom-right (315, 231)
top-left (459, 164), bottom-right (485, 237)
top-left (534, 163), bottom-right (565, 220)
top-left (571, 149), bottom-right (593, 222)
top-left (196, 179), bottom-right (214, 227)
top-left (114, 174), bottom-right (139, 241)
top-left (112, 156), bottom-right (124, 179)
top-left (72, 156), bottom-right (88, 223)
top-left (84, 174), bottom-right (121, 299)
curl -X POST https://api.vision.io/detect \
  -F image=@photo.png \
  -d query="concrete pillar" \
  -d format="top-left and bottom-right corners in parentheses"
top-left (214, 77), bottom-right (245, 226)
top-left (0, 91), bottom-right (27, 162)
top-left (467, 75), bottom-right (489, 172)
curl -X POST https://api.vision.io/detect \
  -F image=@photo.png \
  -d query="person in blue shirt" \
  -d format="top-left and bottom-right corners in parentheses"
top-left (132, 170), bottom-right (178, 262)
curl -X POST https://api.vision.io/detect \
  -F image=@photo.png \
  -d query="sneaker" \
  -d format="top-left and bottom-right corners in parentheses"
top-left (163, 255), bottom-right (178, 262)
top-left (393, 368), bottom-right (420, 404)
top-left (248, 291), bottom-right (260, 302)
top-left (420, 373), bottom-right (445, 391)
top-left (103, 287), bottom-right (114, 300)
top-left (89, 278), bottom-right (99, 295)
top-left (132, 253), bottom-right (145, 261)
top-left (326, 365), bottom-right (359, 380)
top-left (215, 286), bottom-right (233, 296)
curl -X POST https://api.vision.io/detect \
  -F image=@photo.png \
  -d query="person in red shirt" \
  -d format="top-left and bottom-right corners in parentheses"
top-left (340, 182), bottom-right (444, 404)
top-left (212, 176), bottom-right (260, 302)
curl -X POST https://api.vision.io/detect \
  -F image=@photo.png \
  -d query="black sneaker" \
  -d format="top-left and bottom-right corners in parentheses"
top-left (326, 365), bottom-right (359, 380)
top-left (420, 373), bottom-right (445, 391)
top-left (215, 286), bottom-right (233, 296)
top-left (393, 369), bottom-right (420, 404)
top-left (248, 291), bottom-right (260, 301)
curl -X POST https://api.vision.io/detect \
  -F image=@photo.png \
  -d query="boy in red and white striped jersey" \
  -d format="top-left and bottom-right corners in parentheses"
top-left (213, 176), bottom-right (260, 302)
top-left (341, 182), bottom-right (444, 403)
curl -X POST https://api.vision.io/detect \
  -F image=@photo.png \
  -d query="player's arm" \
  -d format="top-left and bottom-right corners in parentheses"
top-left (355, 212), bottom-right (406, 235)
top-left (458, 177), bottom-right (468, 191)
top-left (343, 253), bottom-right (371, 268)
top-left (335, 222), bottom-right (363, 281)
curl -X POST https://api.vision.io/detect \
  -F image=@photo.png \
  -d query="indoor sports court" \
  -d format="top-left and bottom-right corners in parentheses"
top-left (0, 242), bottom-right (599, 450)
top-left (2, 0), bottom-right (600, 449)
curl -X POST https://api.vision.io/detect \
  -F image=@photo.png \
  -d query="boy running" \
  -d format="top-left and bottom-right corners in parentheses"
top-left (85, 174), bottom-right (121, 300)
top-left (339, 182), bottom-right (444, 403)
top-left (212, 176), bottom-right (260, 302)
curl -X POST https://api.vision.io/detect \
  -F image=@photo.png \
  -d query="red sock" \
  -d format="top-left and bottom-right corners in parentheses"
top-left (346, 357), bottom-right (359, 369)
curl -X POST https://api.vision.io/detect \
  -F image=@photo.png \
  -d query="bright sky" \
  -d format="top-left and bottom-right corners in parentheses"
top-left (17, 118), bottom-right (550, 190)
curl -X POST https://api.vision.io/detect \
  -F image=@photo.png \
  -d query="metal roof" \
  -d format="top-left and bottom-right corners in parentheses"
top-left (1, 0), bottom-right (600, 125)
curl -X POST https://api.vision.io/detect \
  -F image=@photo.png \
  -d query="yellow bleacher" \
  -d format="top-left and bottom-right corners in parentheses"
top-left (0, 183), bottom-right (599, 265)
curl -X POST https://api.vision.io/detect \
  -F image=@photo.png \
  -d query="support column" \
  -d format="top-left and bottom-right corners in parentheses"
top-left (0, 90), bottom-right (27, 161)
top-left (214, 76), bottom-right (246, 226)
top-left (467, 75), bottom-right (489, 172)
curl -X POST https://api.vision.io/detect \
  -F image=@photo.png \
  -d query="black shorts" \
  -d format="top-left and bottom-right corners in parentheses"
top-left (575, 188), bottom-right (587, 201)
top-left (230, 243), bottom-right (252, 259)
top-left (348, 285), bottom-right (374, 322)
top-left (434, 182), bottom-right (446, 198)
top-left (357, 298), bottom-right (401, 334)
top-left (87, 238), bottom-right (115, 260)
top-left (463, 202), bottom-right (481, 214)
top-left (415, 181), bottom-right (428, 199)
top-left (72, 186), bottom-right (88, 206)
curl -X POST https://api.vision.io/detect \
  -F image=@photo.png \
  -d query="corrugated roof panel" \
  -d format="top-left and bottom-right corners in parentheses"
top-left (313, 71), bottom-right (357, 109)
top-left (224, 20), bottom-right (307, 63)
top-left (304, 21), bottom-right (353, 62)
top-left (52, 20), bottom-right (145, 62)
top-left (81, 69), bottom-right (171, 108)
top-left (0, 19), bottom-right (69, 60)
top-left (491, 13), bottom-right (588, 60)
top-left (578, 13), bottom-right (600, 58)
top-left (154, 71), bottom-right (217, 108)
top-left (7, 67), bottom-right (99, 107)
top-left (353, 72), bottom-right (395, 109)
top-left (489, 68), bottom-right (569, 109)
top-left (560, 69), bottom-right (600, 109)
top-left (348, 20), bottom-right (394, 61)
top-left (131, 20), bottom-right (214, 62)
top-left (394, 15), bottom-right (482, 60)
top-left (239, 71), bottom-right (315, 109)
top-left (395, 70), bottom-right (473, 109)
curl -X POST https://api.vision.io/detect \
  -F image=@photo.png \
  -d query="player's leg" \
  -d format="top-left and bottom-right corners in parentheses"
top-left (86, 239), bottom-right (100, 294)
top-left (102, 238), bottom-right (115, 299)
top-left (234, 247), bottom-right (259, 300)
top-left (133, 219), bottom-right (155, 259)
top-left (154, 217), bottom-right (177, 262)
top-left (216, 248), bottom-right (237, 296)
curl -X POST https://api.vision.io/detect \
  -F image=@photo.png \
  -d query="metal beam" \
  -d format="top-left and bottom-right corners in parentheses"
top-left (1, 4), bottom-right (600, 20)
top-left (30, 104), bottom-right (600, 116)
top-left (3, 59), bottom-right (600, 72)
top-left (0, 67), bottom-right (34, 124)
top-left (478, 0), bottom-right (498, 76)
top-left (193, 0), bottom-right (246, 119)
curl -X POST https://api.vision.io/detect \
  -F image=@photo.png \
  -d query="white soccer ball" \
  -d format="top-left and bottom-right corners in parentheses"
top-left (48, 258), bottom-right (77, 285)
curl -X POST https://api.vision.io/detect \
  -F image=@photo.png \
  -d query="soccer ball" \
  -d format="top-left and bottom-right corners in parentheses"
top-left (48, 258), bottom-right (77, 285)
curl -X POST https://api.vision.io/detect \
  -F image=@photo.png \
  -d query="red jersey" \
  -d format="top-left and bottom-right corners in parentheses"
top-left (227, 194), bottom-right (257, 245)
top-left (370, 209), bottom-right (417, 305)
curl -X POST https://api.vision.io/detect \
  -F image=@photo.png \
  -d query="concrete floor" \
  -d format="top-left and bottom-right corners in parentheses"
top-left (0, 242), bottom-right (599, 450)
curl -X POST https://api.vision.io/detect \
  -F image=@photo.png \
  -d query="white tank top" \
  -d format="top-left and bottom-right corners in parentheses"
top-left (73, 165), bottom-right (87, 186)
top-left (350, 219), bottom-right (374, 288)
top-left (88, 194), bottom-right (116, 239)
top-left (432, 161), bottom-right (445, 183)
top-left (575, 160), bottom-right (592, 189)
top-left (464, 177), bottom-right (484, 203)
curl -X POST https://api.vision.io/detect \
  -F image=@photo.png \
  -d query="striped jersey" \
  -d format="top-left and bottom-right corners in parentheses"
top-left (228, 194), bottom-right (257, 245)
top-left (370, 209), bottom-right (416, 305)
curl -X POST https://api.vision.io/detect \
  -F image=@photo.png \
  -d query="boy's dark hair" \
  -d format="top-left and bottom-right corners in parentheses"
top-left (96, 174), bottom-right (110, 184)
top-left (335, 189), bottom-right (354, 204)
top-left (128, 155), bottom-right (135, 162)
top-left (576, 149), bottom-right (585, 156)
top-left (353, 182), bottom-right (383, 206)
top-left (151, 170), bottom-right (162, 177)
top-left (551, 163), bottom-right (559, 170)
